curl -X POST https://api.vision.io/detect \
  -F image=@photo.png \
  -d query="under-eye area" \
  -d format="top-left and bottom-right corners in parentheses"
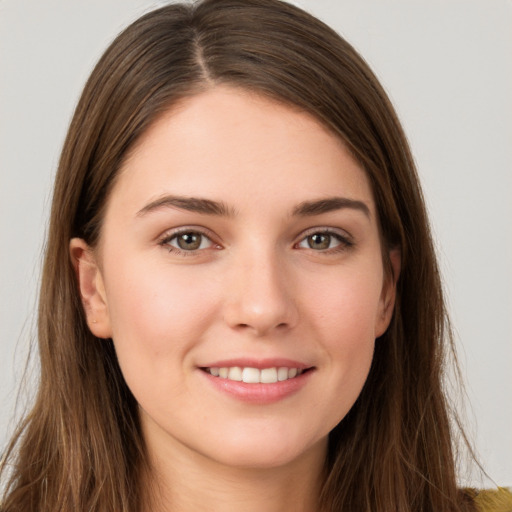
top-left (201, 366), bottom-right (314, 384)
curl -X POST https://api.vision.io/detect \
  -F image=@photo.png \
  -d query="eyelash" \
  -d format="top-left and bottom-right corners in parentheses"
top-left (158, 227), bottom-right (354, 256)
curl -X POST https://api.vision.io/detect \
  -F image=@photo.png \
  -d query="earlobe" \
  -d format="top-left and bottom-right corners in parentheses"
top-left (375, 247), bottom-right (401, 338)
top-left (69, 238), bottom-right (112, 339)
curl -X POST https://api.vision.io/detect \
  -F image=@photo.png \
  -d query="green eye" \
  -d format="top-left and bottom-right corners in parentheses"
top-left (297, 231), bottom-right (351, 252)
top-left (306, 233), bottom-right (333, 250)
top-left (176, 233), bottom-right (202, 250)
top-left (165, 231), bottom-right (213, 252)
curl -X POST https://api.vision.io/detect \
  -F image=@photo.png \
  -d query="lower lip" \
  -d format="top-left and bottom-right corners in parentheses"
top-left (199, 369), bottom-right (313, 404)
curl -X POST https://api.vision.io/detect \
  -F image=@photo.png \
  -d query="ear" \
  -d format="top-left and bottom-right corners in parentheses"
top-left (375, 247), bottom-right (401, 338)
top-left (69, 238), bottom-right (112, 339)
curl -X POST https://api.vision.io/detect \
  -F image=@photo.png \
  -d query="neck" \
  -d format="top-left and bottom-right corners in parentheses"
top-left (142, 428), bottom-right (326, 512)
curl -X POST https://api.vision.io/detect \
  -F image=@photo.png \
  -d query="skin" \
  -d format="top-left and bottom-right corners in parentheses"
top-left (71, 86), bottom-right (400, 512)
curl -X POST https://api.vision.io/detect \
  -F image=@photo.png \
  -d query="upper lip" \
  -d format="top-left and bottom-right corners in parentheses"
top-left (199, 358), bottom-right (312, 370)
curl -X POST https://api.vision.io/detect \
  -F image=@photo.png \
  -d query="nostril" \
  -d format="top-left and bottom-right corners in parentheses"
top-left (232, 321), bottom-right (289, 336)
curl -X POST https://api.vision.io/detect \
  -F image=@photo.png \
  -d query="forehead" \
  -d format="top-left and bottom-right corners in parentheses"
top-left (109, 86), bottom-right (375, 219)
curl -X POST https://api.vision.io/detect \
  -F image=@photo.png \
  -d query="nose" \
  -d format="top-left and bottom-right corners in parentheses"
top-left (222, 250), bottom-right (299, 337)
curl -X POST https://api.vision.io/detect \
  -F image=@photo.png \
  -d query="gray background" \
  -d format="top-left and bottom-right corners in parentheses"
top-left (1, 0), bottom-right (510, 486)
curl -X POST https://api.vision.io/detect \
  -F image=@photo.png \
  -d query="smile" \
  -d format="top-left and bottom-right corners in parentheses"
top-left (204, 366), bottom-right (304, 384)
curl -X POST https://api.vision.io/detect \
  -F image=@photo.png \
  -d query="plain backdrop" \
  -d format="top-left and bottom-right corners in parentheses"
top-left (1, 0), bottom-right (510, 487)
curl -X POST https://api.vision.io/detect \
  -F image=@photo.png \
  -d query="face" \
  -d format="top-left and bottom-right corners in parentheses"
top-left (72, 86), bottom-right (398, 472)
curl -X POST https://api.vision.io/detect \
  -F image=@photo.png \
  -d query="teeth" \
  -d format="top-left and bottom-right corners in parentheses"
top-left (206, 366), bottom-right (304, 383)
top-left (277, 367), bottom-right (288, 381)
top-left (242, 367), bottom-right (260, 383)
top-left (260, 367), bottom-right (278, 383)
top-left (228, 367), bottom-right (242, 381)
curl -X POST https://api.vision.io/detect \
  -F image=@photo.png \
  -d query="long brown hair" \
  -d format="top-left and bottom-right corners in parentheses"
top-left (1, 1), bottom-right (475, 510)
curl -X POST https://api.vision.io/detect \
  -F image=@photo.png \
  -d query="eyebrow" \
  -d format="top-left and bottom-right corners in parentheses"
top-left (136, 194), bottom-right (370, 219)
top-left (292, 197), bottom-right (371, 218)
top-left (136, 195), bottom-right (235, 217)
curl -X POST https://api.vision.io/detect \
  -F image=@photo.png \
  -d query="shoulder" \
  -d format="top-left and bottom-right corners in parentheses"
top-left (465, 487), bottom-right (512, 512)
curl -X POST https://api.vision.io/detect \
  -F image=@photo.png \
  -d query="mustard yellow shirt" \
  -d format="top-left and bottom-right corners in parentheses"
top-left (470, 487), bottom-right (512, 512)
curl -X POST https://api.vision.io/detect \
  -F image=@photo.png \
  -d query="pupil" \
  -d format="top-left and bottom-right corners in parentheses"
top-left (309, 234), bottom-right (329, 250)
top-left (178, 233), bottom-right (201, 250)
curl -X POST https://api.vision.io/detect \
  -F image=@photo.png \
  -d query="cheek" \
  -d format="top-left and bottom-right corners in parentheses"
top-left (307, 262), bottom-right (383, 342)
top-left (302, 263), bottom-right (383, 401)
top-left (102, 258), bottom-right (219, 372)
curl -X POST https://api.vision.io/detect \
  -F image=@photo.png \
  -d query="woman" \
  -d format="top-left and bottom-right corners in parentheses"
top-left (0, 0), bottom-right (510, 511)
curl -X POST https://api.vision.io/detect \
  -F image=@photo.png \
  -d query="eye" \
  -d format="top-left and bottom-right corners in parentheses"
top-left (161, 230), bottom-right (215, 253)
top-left (296, 231), bottom-right (352, 252)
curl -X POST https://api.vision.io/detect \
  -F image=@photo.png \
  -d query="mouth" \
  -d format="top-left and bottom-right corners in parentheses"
top-left (201, 366), bottom-right (310, 384)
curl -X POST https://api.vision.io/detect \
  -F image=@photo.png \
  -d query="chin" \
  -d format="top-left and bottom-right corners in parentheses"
top-left (202, 430), bottom-right (327, 471)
